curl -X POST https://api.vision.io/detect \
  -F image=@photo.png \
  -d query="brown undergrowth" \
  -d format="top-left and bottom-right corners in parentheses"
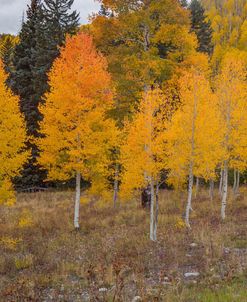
top-left (0, 188), bottom-right (246, 301)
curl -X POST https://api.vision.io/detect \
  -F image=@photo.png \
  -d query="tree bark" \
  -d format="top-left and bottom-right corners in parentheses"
top-left (149, 177), bottom-right (155, 241)
top-left (74, 171), bottom-right (81, 229)
top-left (219, 167), bottom-right (224, 196)
top-left (185, 164), bottom-right (194, 228)
top-left (153, 182), bottom-right (159, 242)
top-left (185, 74), bottom-right (197, 228)
top-left (113, 163), bottom-right (119, 208)
top-left (233, 168), bottom-right (237, 193)
top-left (221, 161), bottom-right (228, 220)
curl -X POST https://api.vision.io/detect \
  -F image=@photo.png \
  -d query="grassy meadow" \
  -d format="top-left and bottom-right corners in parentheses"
top-left (0, 188), bottom-right (246, 301)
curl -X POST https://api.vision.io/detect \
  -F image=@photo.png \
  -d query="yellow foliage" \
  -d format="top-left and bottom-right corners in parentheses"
top-left (175, 218), bottom-right (186, 230)
top-left (165, 64), bottom-right (223, 187)
top-left (18, 209), bottom-right (34, 228)
top-left (0, 60), bottom-right (28, 204)
top-left (0, 179), bottom-right (16, 206)
top-left (216, 50), bottom-right (247, 172)
top-left (120, 88), bottom-right (170, 198)
top-left (14, 254), bottom-right (33, 270)
top-left (80, 196), bottom-right (90, 206)
top-left (0, 237), bottom-right (22, 251)
top-left (202, 0), bottom-right (247, 69)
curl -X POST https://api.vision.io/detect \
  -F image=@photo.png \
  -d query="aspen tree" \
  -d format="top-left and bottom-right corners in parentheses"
top-left (120, 89), bottom-right (169, 241)
top-left (37, 33), bottom-right (117, 229)
top-left (202, 0), bottom-right (247, 70)
top-left (0, 60), bottom-right (28, 205)
top-left (219, 167), bottom-right (224, 196)
top-left (165, 54), bottom-right (223, 227)
top-left (216, 50), bottom-right (247, 219)
top-left (91, 0), bottom-right (197, 118)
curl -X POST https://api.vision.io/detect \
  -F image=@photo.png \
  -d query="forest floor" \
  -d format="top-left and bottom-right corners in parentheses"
top-left (0, 188), bottom-right (246, 302)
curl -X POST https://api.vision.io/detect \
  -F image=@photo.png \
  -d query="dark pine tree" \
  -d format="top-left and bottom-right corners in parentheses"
top-left (11, 0), bottom-right (79, 189)
top-left (189, 0), bottom-right (213, 55)
top-left (32, 0), bottom-right (79, 101)
top-left (10, 0), bottom-right (45, 189)
top-left (42, 0), bottom-right (79, 50)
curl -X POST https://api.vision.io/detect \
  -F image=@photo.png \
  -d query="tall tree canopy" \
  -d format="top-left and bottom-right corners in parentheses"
top-left (10, 0), bottom-right (79, 189)
top-left (37, 33), bottom-right (118, 228)
top-left (91, 0), bottom-right (197, 123)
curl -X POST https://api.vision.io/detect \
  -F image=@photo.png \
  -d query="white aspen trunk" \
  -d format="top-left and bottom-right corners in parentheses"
top-left (195, 177), bottom-right (200, 197)
top-left (221, 161), bottom-right (228, 220)
top-left (113, 163), bottom-right (119, 208)
top-left (185, 74), bottom-right (197, 228)
top-left (209, 179), bottom-right (214, 201)
top-left (149, 177), bottom-right (155, 241)
top-left (74, 171), bottom-right (81, 229)
top-left (153, 182), bottom-right (159, 242)
top-left (185, 164), bottom-right (194, 228)
top-left (219, 167), bottom-right (224, 196)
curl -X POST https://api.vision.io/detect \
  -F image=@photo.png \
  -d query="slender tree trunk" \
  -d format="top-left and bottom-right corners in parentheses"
top-left (149, 177), bottom-right (155, 241)
top-left (74, 171), bottom-right (81, 229)
top-left (185, 74), bottom-right (197, 227)
top-left (209, 179), bottom-right (214, 201)
top-left (219, 167), bottom-right (224, 196)
top-left (195, 177), bottom-right (200, 197)
top-left (221, 161), bottom-right (228, 220)
top-left (153, 182), bottom-right (159, 242)
top-left (233, 168), bottom-right (237, 193)
top-left (113, 163), bottom-right (119, 208)
top-left (185, 164), bottom-right (194, 228)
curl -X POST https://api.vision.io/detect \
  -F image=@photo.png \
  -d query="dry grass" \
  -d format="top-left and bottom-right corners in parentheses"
top-left (0, 188), bottom-right (246, 301)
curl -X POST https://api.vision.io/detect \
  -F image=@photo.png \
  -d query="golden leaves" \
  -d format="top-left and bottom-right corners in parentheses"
top-left (0, 60), bottom-right (28, 205)
top-left (38, 33), bottom-right (118, 193)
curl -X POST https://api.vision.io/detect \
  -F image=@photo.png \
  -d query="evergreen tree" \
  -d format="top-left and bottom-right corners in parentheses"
top-left (32, 0), bottom-right (80, 100)
top-left (10, 0), bottom-right (79, 189)
top-left (10, 0), bottom-right (44, 189)
top-left (42, 0), bottom-right (79, 48)
top-left (189, 0), bottom-right (213, 55)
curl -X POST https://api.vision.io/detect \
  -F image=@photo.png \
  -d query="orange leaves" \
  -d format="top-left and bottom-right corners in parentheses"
top-left (47, 33), bottom-right (113, 111)
top-left (38, 33), bottom-right (118, 186)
